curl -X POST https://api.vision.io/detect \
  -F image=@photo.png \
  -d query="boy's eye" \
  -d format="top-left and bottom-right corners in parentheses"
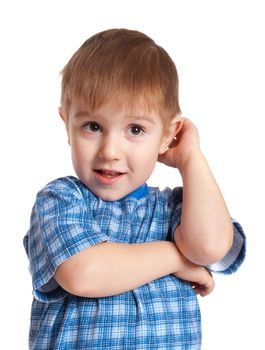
top-left (83, 122), bottom-right (102, 133)
top-left (128, 125), bottom-right (144, 136)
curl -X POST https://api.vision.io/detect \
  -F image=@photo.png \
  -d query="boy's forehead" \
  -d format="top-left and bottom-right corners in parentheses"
top-left (70, 95), bottom-right (163, 117)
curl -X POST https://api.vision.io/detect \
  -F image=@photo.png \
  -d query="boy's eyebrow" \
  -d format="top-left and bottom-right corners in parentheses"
top-left (74, 111), bottom-right (91, 118)
top-left (126, 115), bottom-right (156, 125)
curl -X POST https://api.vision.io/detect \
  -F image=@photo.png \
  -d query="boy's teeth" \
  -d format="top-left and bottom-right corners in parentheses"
top-left (101, 170), bottom-right (119, 175)
top-left (97, 170), bottom-right (122, 177)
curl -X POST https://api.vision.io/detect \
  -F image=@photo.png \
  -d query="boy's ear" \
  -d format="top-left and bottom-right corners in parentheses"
top-left (159, 117), bottom-right (183, 155)
top-left (58, 107), bottom-right (66, 122)
top-left (58, 107), bottom-right (71, 145)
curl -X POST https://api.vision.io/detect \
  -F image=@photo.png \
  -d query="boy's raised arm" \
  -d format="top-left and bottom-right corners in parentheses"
top-left (159, 118), bottom-right (233, 266)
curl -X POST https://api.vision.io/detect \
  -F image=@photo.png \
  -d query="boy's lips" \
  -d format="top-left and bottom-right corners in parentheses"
top-left (94, 169), bottom-right (126, 185)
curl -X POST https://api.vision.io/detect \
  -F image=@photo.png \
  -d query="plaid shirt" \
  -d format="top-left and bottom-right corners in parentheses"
top-left (24, 176), bottom-right (245, 349)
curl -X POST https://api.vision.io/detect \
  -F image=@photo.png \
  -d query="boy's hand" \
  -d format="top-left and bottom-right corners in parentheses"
top-left (158, 118), bottom-right (202, 171)
top-left (174, 256), bottom-right (215, 297)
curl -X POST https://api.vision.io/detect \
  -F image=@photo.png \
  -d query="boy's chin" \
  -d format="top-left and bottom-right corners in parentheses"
top-left (90, 188), bottom-right (127, 202)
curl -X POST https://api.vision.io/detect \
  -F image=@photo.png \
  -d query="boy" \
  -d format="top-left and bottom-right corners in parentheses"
top-left (24, 28), bottom-right (245, 349)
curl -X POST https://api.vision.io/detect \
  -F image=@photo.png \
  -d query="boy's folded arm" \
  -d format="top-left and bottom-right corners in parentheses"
top-left (54, 241), bottom-right (182, 298)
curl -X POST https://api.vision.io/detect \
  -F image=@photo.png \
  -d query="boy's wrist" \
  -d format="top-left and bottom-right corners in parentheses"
top-left (167, 242), bottom-right (196, 276)
top-left (177, 149), bottom-right (205, 174)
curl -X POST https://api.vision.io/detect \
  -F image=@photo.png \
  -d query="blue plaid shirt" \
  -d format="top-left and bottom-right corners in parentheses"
top-left (24, 176), bottom-right (246, 349)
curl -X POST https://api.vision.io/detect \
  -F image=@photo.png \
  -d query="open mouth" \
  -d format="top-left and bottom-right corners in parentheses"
top-left (94, 169), bottom-right (125, 184)
top-left (96, 170), bottom-right (124, 178)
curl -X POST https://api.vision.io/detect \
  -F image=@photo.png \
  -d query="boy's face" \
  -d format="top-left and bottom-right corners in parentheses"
top-left (61, 100), bottom-right (176, 201)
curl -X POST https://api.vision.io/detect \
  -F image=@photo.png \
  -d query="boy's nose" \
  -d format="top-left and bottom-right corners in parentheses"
top-left (98, 134), bottom-right (123, 161)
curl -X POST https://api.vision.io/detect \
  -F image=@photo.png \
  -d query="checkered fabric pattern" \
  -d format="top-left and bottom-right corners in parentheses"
top-left (24, 176), bottom-right (246, 349)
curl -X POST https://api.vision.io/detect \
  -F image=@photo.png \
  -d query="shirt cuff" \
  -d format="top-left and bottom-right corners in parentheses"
top-left (208, 219), bottom-right (246, 275)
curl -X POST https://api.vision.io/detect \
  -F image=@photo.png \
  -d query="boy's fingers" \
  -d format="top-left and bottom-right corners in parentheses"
top-left (191, 279), bottom-right (215, 297)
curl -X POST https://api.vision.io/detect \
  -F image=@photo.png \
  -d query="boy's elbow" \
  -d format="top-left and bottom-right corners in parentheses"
top-left (197, 240), bottom-right (232, 265)
top-left (185, 243), bottom-right (231, 266)
top-left (58, 273), bottom-right (93, 298)
top-left (65, 280), bottom-right (99, 298)
top-left (54, 253), bottom-right (100, 297)
top-left (195, 225), bottom-right (234, 265)
top-left (176, 224), bottom-right (234, 266)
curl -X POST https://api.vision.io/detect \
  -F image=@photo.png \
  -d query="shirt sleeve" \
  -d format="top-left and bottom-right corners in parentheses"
top-left (166, 186), bottom-right (183, 239)
top-left (23, 177), bottom-right (109, 302)
top-left (208, 219), bottom-right (246, 274)
top-left (166, 187), bottom-right (246, 275)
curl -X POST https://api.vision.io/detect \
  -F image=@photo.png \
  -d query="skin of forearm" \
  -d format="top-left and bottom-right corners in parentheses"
top-left (55, 241), bottom-right (183, 298)
top-left (175, 151), bottom-right (234, 266)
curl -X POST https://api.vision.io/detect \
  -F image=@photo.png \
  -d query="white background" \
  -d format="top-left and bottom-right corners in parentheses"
top-left (0, 1), bottom-right (264, 349)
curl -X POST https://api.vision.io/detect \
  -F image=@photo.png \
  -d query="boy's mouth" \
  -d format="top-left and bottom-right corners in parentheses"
top-left (96, 169), bottom-right (123, 177)
top-left (94, 169), bottom-right (125, 184)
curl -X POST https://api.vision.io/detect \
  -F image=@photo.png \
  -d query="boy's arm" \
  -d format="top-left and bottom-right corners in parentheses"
top-left (54, 241), bottom-right (214, 297)
top-left (159, 118), bottom-right (233, 266)
top-left (54, 241), bottom-right (179, 297)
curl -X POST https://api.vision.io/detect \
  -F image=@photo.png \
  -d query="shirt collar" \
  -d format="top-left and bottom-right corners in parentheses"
top-left (119, 183), bottom-right (149, 201)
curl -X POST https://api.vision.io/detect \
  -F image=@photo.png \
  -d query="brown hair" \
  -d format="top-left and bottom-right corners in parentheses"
top-left (60, 28), bottom-right (181, 120)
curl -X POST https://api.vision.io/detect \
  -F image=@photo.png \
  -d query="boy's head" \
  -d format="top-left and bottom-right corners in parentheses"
top-left (60, 28), bottom-right (181, 122)
top-left (59, 29), bottom-right (183, 201)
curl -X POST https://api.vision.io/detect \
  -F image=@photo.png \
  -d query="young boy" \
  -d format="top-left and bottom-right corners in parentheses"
top-left (24, 28), bottom-right (245, 349)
